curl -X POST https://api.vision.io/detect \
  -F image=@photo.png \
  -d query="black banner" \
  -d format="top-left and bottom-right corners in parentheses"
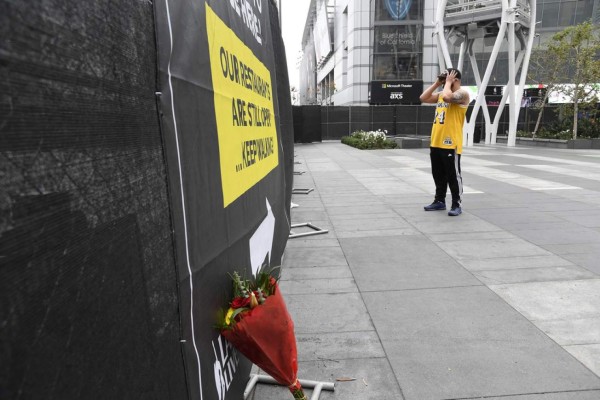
top-left (485, 85), bottom-right (504, 106)
top-left (369, 80), bottom-right (423, 104)
top-left (1, 1), bottom-right (188, 398)
top-left (153, 1), bottom-right (292, 399)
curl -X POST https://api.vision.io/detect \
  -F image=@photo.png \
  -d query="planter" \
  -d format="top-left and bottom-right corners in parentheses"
top-left (495, 136), bottom-right (600, 149)
top-left (392, 136), bottom-right (430, 149)
top-left (567, 138), bottom-right (593, 149)
top-left (496, 136), bottom-right (568, 148)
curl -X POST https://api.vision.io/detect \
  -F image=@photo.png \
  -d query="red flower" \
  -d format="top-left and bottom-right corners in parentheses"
top-left (230, 296), bottom-right (251, 309)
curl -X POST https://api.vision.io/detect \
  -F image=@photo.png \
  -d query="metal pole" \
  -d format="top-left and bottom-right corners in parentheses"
top-left (492, 49), bottom-right (525, 143)
top-left (279, 0), bottom-right (282, 25)
top-left (514, 0), bottom-right (537, 139)
top-left (507, 0), bottom-right (517, 146)
top-left (435, 0), bottom-right (452, 68)
top-left (349, 105), bottom-right (351, 135)
top-left (457, 41), bottom-right (465, 71)
top-left (465, 0), bottom-right (509, 147)
top-left (467, 40), bottom-right (493, 144)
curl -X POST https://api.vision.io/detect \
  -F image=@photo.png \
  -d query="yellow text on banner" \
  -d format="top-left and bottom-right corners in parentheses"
top-left (206, 4), bottom-right (278, 208)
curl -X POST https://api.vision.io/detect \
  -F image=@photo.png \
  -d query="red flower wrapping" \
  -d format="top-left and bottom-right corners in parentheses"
top-left (221, 283), bottom-right (299, 387)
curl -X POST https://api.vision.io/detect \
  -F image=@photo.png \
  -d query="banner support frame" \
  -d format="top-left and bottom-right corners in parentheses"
top-left (243, 374), bottom-right (335, 400)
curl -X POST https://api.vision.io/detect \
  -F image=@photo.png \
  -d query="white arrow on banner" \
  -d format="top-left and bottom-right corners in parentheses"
top-left (249, 198), bottom-right (275, 277)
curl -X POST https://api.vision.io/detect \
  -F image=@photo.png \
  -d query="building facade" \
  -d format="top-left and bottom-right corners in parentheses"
top-left (298, 0), bottom-right (600, 106)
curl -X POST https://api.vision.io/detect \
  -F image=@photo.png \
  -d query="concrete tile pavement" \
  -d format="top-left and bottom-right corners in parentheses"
top-left (252, 142), bottom-right (600, 400)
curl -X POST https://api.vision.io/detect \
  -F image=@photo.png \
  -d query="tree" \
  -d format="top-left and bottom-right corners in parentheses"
top-left (528, 45), bottom-right (563, 137)
top-left (290, 86), bottom-right (299, 105)
top-left (546, 21), bottom-right (600, 139)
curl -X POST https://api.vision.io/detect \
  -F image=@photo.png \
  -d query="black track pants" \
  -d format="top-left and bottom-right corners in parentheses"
top-left (430, 147), bottom-right (463, 207)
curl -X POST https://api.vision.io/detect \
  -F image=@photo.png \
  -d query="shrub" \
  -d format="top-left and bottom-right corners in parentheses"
top-left (536, 128), bottom-right (572, 140)
top-left (577, 117), bottom-right (600, 138)
top-left (341, 129), bottom-right (397, 149)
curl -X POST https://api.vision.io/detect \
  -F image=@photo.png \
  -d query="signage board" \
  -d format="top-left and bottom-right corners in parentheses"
top-left (369, 80), bottom-right (423, 104)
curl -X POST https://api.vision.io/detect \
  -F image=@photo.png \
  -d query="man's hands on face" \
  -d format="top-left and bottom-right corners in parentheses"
top-left (445, 70), bottom-right (458, 86)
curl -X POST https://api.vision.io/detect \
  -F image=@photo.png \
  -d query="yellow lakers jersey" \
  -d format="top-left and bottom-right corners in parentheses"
top-left (430, 94), bottom-right (468, 154)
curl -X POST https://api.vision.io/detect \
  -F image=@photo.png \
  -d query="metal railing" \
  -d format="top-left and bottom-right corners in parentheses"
top-left (293, 104), bottom-right (562, 143)
top-left (444, 0), bottom-right (530, 26)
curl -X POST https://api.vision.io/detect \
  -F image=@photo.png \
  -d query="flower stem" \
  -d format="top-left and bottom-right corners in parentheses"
top-left (291, 388), bottom-right (308, 400)
top-left (289, 380), bottom-right (307, 400)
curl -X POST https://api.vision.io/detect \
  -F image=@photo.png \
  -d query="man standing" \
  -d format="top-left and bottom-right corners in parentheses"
top-left (419, 68), bottom-right (470, 216)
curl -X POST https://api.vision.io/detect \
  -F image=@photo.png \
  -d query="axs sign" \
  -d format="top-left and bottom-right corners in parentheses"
top-left (369, 80), bottom-right (423, 105)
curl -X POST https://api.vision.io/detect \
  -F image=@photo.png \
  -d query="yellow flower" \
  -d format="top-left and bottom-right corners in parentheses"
top-left (225, 307), bottom-right (235, 326)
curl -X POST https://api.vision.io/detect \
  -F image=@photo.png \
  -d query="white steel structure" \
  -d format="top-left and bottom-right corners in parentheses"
top-left (434, 0), bottom-right (536, 146)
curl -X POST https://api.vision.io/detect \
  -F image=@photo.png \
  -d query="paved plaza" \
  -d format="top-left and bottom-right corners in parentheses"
top-left (252, 141), bottom-right (600, 400)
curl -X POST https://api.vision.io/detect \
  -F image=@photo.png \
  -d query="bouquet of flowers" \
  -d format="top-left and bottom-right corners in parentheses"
top-left (217, 267), bottom-right (307, 400)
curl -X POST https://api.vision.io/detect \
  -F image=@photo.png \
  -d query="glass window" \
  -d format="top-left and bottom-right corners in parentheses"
top-left (536, 4), bottom-right (543, 22)
top-left (542, 2), bottom-right (560, 27)
top-left (372, 1), bottom-right (422, 82)
top-left (374, 0), bottom-right (421, 22)
top-left (374, 55), bottom-right (397, 79)
top-left (374, 25), bottom-right (421, 53)
top-left (574, 0), bottom-right (594, 24)
top-left (373, 54), bottom-right (421, 80)
top-left (559, 1), bottom-right (577, 26)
